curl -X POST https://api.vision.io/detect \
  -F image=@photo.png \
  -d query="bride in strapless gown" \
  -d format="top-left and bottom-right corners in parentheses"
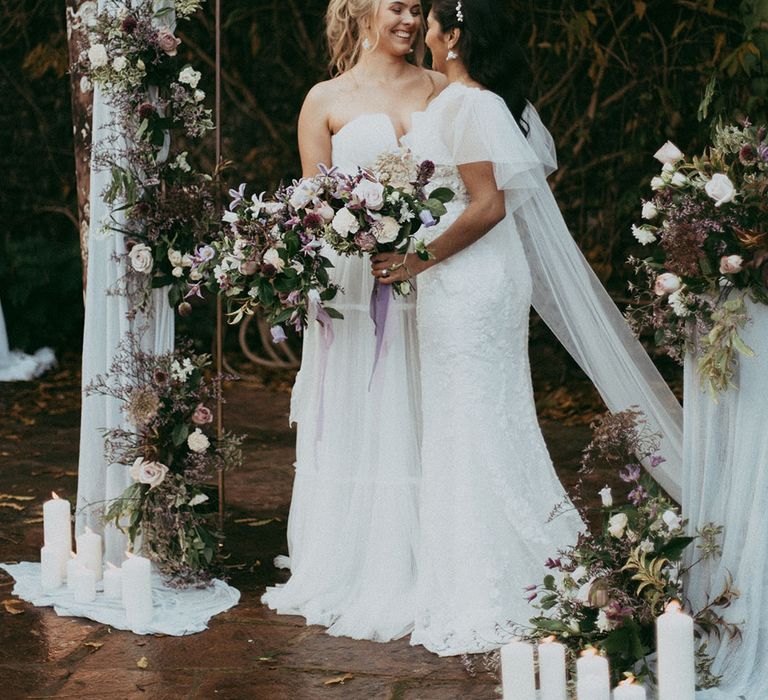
top-left (262, 0), bottom-right (445, 642)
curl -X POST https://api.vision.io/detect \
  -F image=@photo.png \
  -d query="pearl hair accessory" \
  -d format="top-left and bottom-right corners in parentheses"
top-left (455, 1), bottom-right (464, 23)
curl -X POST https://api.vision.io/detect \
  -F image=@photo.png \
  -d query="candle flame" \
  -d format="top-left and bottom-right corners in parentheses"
top-left (580, 647), bottom-right (598, 658)
top-left (542, 636), bottom-right (557, 644)
top-left (619, 677), bottom-right (637, 686)
top-left (666, 600), bottom-right (682, 613)
top-left (51, 491), bottom-right (60, 500)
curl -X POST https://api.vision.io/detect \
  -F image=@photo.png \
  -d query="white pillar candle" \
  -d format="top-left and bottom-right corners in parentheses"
top-left (40, 546), bottom-right (66, 592)
top-left (43, 492), bottom-right (72, 553)
top-left (577, 648), bottom-right (610, 700)
top-left (500, 640), bottom-right (536, 700)
top-left (65, 554), bottom-right (83, 592)
top-left (122, 552), bottom-right (153, 628)
top-left (657, 601), bottom-right (695, 700)
top-left (76, 527), bottom-right (103, 581)
top-left (102, 563), bottom-right (123, 601)
top-left (538, 636), bottom-right (567, 700)
top-left (613, 677), bottom-right (647, 699)
top-left (71, 565), bottom-right (96, 604)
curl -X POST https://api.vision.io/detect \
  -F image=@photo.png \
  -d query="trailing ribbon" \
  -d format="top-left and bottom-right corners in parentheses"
top-left (310, 291), bottom-right (335, 442)
top-left (368, 279), bottom-right (391, 390)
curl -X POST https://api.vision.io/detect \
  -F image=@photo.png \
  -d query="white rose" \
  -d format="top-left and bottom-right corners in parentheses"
top-left (112, 55), bottom-right (127, 72)
top-left (705, 173), bottom-right (736, 207)
top-left (222, 210), bottom-right (239, 224)
top-left (181, 254), bottom-right (193, 268)
top-left (194, 89), bottom-right (205, 102)
top-left (639, 539), bottom-right (655, 554)
top-left (661, 162), bottom-right (676, 176)
top-left (128, 243), bottom-right (153, 274)
top-left (189, 268), bottom-right (202, 281)
top-left (599, 486), bottom-right (613, 507)
top-left (654, 272), bottom-right (681, 296)
top-left (654, 141), bottom-right (684, 164)
top-left (671, 172), bottom-right (688, 187)
top-left (641, 201), bottom-right (658, 220)
top-left (87, 43), bottom-right (108, 68)
top-left (188, 493), bottom-right (209, 507)
top-left (719, 254), bottom-right (743, 274)
top-left (316, 202), bottom-right (335, 222)
top-left (172, 266), bottom-right (183, 278)
top-left (632, 224), bottom-right (657, 246)
top-left (331, 207), bottom-right (360, 238)
top-left (263, 247), bottom-right (285, 272)
top-left (668, 288), bottom-right (690, 318)
top-left (352, 179), bottom-right (386, 211)
top-left (129, 457), bottom-right (168, 489)
top-left (168, 249), bottom-right (183, 266)
top-left (662, 509), bottom-right (682, 531)
top-left (187, 428), bottom-right (210, 453)
top-left (650, 176), bottom-right (666, 191)
top-left (178, 66), bottom-right (202, 88)
top-left (608, 512), bottom-right (628, 538)
top-left (374, 216), bottom-right (400, 244)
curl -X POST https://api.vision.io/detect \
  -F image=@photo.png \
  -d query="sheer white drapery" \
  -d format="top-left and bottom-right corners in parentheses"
top-left (683, 299), bottom-right (768, 700)
top-left (0, 297), bottom-right (56, 382)
top-left (76, 0), bottom-right (175, 565)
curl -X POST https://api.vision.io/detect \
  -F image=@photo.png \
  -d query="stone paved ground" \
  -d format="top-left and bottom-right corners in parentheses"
top-left (0, 353), bottom-right (629, 700)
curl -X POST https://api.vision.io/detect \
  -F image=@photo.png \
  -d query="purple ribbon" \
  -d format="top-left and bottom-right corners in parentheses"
top-left (368, 279), bottom-right (391, 390)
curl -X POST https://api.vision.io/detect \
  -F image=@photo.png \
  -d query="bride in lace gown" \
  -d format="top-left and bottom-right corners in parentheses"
top-left (262, 0), bottom-right (446, 642)
top-left (372, 0), bottom-right (683, 655)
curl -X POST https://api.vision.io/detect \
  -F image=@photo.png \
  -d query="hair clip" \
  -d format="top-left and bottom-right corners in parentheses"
top-left (455, 1), bottom-right (464, 23)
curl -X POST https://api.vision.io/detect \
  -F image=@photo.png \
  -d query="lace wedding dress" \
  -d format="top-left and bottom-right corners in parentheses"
top-left (261, 114), bottom-right (422, 642)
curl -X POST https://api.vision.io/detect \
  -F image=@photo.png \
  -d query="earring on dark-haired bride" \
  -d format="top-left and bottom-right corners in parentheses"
top-left (447, 49), bottom-right (458, 61)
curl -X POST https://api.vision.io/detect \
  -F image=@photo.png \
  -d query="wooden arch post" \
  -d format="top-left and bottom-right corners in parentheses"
top-left (215, 0), bottom-right (225, 533)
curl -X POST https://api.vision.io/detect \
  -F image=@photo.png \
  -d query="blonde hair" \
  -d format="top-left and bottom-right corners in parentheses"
top-left (325, 0), bottom-right (426, 76)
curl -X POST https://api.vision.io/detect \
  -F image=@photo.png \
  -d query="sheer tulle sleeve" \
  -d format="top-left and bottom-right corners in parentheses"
top-left (438, 90), bottom-right (544, 212)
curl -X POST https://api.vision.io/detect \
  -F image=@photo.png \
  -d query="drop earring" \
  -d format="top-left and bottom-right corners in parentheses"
top-left (362, 37), bottom-right (372, 50)
top-left (447, 49), bottom-right (458, 61)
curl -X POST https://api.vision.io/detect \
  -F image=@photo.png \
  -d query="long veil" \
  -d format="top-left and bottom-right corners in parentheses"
top-left (517, 103), bottom-right (683, 501)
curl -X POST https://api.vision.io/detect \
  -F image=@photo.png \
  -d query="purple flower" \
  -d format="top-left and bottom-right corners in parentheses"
top-left (285, 290), bottom-right (301, 306)
top-left (628, 485), bottom-right (648, 505)
top-left (545, 557), bottom-right (562, 569)
top-left (524, 584), bottom-right (537, 591)
top-left (138, 102), bottom-right (156, 120)
top-left (302, 212), bottom-right (324, 229)
top-left (419, 209), bottom-right (436, 227)
top-left (270, 325), bottom-right (287, 344)
top-left (758, 144), bottom-right (768, 163)
top-left (526, 591), bottom-right (538, 603)
top-left (418, 159), bottom-right (436, 181)
top-left (185, 283), bottom-right (204, 300)
top-left (121, 15), bottom-right (138, 33)
top-left (620, 463), bottom-right (642, 482)
top-left (228, 183), bottom-right (247, 210)
top-left (650, 454), bottom-right (666, 468)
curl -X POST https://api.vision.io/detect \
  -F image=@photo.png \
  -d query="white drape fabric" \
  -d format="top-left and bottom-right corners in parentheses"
top-left (76, 0), bottom-right (175, 562)
top-left (683, 299), bottom-right (768, 699)
top-left (0, 296), bottom-right (56, 382)
top-left (0, 563), bottom-right (239, 636)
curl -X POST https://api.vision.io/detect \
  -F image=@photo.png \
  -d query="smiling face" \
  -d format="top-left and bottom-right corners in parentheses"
top-left (424, 9), bottom-right (452, 72)
top-left (368, 0), bottom-right (423, 57)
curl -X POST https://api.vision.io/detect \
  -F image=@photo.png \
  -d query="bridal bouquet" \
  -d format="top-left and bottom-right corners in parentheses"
top-left (203, 184), bottom-right (341, 340)
top-left (295, 150), bottom-right (454, 296)
top-left (85, 334), bottom-right (243, 585)
top-left (523, 410), bottom-right (737, 688)
top-left (627, 124), bottom-right (768, 394)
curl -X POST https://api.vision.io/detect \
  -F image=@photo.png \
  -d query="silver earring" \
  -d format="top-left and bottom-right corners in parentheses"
top-left (447, 49), bottom-right (458, 61)
top-left (362, 37), bottom-right (372, 50)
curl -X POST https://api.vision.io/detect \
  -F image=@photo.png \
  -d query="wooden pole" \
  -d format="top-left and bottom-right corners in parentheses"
top-left (215, 0), bottom-right (225, 534)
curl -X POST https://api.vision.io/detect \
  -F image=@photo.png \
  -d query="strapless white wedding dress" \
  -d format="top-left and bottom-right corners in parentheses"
top-left (262, 114), bottom-right (422, 642)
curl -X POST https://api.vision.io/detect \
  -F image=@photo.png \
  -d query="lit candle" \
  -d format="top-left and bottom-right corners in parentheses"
top-left (71, 565), bottom-right (96, 604)
top-left (576, 647), bottom-right (610, 700)
top-left (613, 677), bottom-right (647, 699)
top-left (102, 562), bottom-right (123, 600)
top-left (40, 545), bottom-right (67, 592)
top-left (43, 492), bottom-right (72, 554)
top-left (657, 601), bottom-right (695, 700)
top-left (122, 551), bottom-right (153, 628)
top-left (76, 526), bottom-right (103, 581)
top-left (500, 640), bottom-right (536, 700)
top-left (65, 553), bottom-right (82, 592)
top-left (538, 636), bottom-right (567, 700)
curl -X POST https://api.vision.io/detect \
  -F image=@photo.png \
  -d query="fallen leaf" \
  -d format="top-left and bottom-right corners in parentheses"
top-left (2, 599), bottom-right (25, 615)
top-left (83, 642), bottom-right (103, 650)
top-left (136, 656), bottom-right (149, 668)
top-left (22, 518), bottom-right (44, 525)
top-left (323, 673), bottom-right (354, 686)
top-left (0, 494), bottom-right (35, 501)
top-left (0, 503), bottom-right (25, 511)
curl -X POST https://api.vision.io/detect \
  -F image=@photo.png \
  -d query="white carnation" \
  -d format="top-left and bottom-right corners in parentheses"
top-left (632, 224), bottom-right (656, 245)
top-left (187, 428), bottom-right (210, 453)
top-left (331, 207), bottom-right (360, 238)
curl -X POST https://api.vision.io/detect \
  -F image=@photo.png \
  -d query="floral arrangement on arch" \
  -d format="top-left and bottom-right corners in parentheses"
top-left (85, 333), bottom-right (243, 585)
top-left (627, 124), bottom-right (768, 395)
top-left (80, 0), bottom-right (217, 314)
top-left (522, 410), bottom-right (738, 688)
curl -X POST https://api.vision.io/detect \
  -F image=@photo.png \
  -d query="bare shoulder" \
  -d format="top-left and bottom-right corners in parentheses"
top-left (424, 68), bottom-right (449, 94)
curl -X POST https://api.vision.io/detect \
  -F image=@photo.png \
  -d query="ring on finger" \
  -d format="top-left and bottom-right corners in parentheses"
top-left (381, 269), bottom-right (389, 277)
